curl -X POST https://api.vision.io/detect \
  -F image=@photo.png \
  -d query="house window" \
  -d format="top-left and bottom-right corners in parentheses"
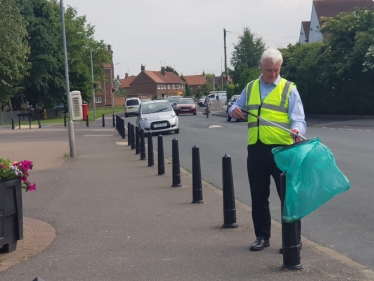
top-left (158, 84), bottom-right (160, 89)
top-left (167, 84), bottom-right (170, 89)
top-left (173, 84), bottom-right (175, 89)
top-left (96, 97), bottom-right (102, 103)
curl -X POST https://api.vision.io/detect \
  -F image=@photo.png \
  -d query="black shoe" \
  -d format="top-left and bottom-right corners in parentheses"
top-left (279, 241), bottom-right (302, 254)
top-left (250, 237), bottom-right (270, 251)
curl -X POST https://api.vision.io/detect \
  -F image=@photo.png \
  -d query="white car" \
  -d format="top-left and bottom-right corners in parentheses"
top-left (125, 98), bottom-right (141, 117)
top-left (136, 100), bottom-right (179, 134)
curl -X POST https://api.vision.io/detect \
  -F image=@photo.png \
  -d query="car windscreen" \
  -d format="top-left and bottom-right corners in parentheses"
top-left (142, 103), bottom-right (172, 114)
top-left (126, 100), bottom-right (139, 106)
top-left (168, 97), bottom-right (180, 103)
top-left (178, 99), bottom-right (194, 104)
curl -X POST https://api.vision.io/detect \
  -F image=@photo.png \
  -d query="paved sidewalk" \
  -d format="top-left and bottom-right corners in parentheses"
top-left (0, 120), bottom-right (373, 280)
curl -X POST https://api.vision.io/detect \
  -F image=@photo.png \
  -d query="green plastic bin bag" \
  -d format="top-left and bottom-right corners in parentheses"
top-left (272, 138), bottom-right (350, 222)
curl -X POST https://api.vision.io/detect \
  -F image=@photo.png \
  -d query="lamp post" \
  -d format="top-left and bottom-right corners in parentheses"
top-left (60, 0), bottom-right (76, 158)
top-left (90, 49), bottom-right (96, 119)
top-left (109, 62), bottom-right (120, 113)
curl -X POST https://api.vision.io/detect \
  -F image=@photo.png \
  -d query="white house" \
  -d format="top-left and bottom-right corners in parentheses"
top-left (299, 0), bottom-right (374, 44)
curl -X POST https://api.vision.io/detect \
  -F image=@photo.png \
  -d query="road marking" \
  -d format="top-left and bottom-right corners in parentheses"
top-left (116, 142), bottom-right (128, 145)
top-left (209, 125), bottom-right (222, 128)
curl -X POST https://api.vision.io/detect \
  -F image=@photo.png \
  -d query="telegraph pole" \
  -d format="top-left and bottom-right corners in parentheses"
top-left (60, 0), bottom-right (76, 158)
top-left (224, 28), bottom-right (228, 87)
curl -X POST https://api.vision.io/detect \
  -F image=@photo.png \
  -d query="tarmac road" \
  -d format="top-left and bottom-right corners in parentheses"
top-left (134, 111), bottom-right (374, 270)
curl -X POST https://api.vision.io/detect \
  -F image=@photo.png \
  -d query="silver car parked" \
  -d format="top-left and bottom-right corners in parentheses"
top-left (136, 100), bottom-right (179, 134)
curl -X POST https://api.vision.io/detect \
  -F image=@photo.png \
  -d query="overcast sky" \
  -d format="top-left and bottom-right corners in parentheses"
top-left (64, 0), bottom-right (313, 79)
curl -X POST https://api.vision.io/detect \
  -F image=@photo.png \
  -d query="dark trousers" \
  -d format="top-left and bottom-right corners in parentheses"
top-left (247, 142), bottom-right (301, 240)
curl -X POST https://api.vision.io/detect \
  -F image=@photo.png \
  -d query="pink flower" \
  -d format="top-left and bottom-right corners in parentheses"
top-left (1, 165), bottom-right (6, 169)
top-left (21, 176), bottom-right (28, 182)
top-left (28, 183), bottom-right (36, 192)
top-left (21, 160), bottom-right (33, 171)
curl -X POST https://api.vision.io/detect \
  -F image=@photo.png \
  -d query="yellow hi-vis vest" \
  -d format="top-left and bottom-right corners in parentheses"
top-left (246, 78), bottom-right (294, 145)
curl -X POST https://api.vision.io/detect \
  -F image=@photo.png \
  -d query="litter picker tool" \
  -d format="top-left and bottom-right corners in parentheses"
top-left (239, 108), bottom-right (307, 141)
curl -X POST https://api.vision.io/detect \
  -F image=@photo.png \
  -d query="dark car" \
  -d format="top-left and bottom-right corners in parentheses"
top-left (226, 95), bottom-right (247, 122)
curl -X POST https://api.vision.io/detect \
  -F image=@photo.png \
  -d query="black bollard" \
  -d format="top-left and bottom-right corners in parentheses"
top-left (112, 114), bottom-right (115, 128)
top-left (135, 126), bottom-right (140, 154)
top-left (222, 154), bottom-right (238, 228)
top-left (192, 145), bottom-right (203, 203)
top-left (140, 129), bottom-right (146, 160)
top-left (86, 114), bottom-right (89, 127)
top-left (102, 114), bottom-right (105, 127)
top-left (147, 131), bottom-right (154, 167)
top-left (12, 118), bottom-right (14, 130)
top-left (121, 119), bottom-right (125, 139)
top-left (115, 115), bottom-right (118, 132)
top-left (280, 172), bottom-right (302, 270)
top-left (128, 122), bottom-right (132, 146)
top-left (64, 115), bottom-right (67, 127)
top-left (38, 117), bottom-right (41, 128)
top-left (157, 135), bottom-right (165, 175)
top-left (171, 138), bottom-right (182, 187)
top-left (131, 124), bottom-right (136, 150)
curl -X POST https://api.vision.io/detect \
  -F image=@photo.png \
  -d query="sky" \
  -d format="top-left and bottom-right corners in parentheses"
top-left (64, 0), bottom-right (314, 79)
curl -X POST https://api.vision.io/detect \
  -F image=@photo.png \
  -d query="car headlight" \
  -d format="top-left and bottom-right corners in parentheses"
top-left (141, 117), bottom-right (149, 121)
top-left (191, 106), bottom-right (196, 109)
top-left (170, 113), bottom-right (176, 118)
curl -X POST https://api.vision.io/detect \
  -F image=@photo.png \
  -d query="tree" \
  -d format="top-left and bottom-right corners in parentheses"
top-left (230, 27), bottom-right (266, 84)
top-left (0, 0), bottom-right (30, 108)
top-left (197, 83), bottom-right (212, 97)
top-left (165, 65), bottom-right (178, 76)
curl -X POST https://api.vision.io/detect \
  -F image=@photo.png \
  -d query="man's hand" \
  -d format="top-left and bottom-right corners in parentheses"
top-left (291, 129), bottom-right (302, 143)
top-left (231, 107), bottom-right (245, 119)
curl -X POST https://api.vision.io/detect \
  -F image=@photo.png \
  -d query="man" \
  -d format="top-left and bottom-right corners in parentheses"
top-left (203, 95), bottom-right (211, 114)
top-left (229, 49), bottom-right (306, 252)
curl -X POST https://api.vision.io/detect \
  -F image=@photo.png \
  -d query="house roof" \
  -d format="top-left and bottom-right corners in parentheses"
top-left (302, 21), bottom-right (311, 40)
top-left (214, 75), bottom-right (232, 85)
top-left (183, 75), bottom-right (207, 86)
top-left (120, 76), bottom-right (136, 88)
top-left (314, 0), bottom-right (374, 24)
top-left (144, 71), bottom-right (185, 84)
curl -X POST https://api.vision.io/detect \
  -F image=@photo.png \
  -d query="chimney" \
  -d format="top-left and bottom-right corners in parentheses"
top-left (161, 66), bottom-right (165, 76)
top-left (107, 44), bottom-right (113, 54)
top-left (125, 73), bottom-right (128, 78)
top-left (141, 64), bottom-right (145, 72)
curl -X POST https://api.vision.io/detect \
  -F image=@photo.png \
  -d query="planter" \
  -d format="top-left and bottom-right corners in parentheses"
top-left (0, 178), bottom-right (23, 253)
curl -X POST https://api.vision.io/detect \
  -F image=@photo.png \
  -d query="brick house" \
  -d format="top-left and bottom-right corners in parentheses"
top-left (183, 75), bottom-right (207, 94)
top-left (129, 65), bottom-right (186, 99)
top-left (299, 0), bottom-right (374, 43)
top-left (120, 73), bottom-right (136, 97)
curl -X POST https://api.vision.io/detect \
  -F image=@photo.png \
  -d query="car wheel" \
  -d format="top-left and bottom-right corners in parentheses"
top-left (226, 111), bottom-right (232, 122)
top-left (193, 112), bottom-right (196, 115)
top-left (174, 129), bottom-right (179, 134)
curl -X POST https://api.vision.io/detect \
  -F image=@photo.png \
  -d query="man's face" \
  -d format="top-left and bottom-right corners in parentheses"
top-left (260, 59), bottom-right (282, 84)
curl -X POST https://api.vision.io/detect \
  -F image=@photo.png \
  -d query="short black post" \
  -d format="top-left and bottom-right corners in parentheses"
top-left (128, 122), bottom-right (132, 146)
top-left (102, 114), bottom-right (105, 127)
top-left (222, 154), bottom-right (238, 228)
top-left (38, 116), bottom-right (41, 128)
top-left (121, 119), bottom-right (125, 139)
top-left (64, 115), bottom-right (67, 127)
top-left (115, 115), bottom-right (118, 132)
top-left (171, 138), bottom-right (182, 187)
top-left (86, 114), bottom-right (89, 127)
top-left (140, 129), bottom-right (146, 160)
top-left (147, 132), bottom-right (154, 167)
top-left (135, 126), bottom-right (140, 154)
top-left (12, 118), bottom-right (14, 130)
top-left (29, 115), bottom-right (31, 129)
top-left (18, 116), bottom-right (20, 130)
top-left (131, 124), bottom-right (136, 150)
top-left (157, 135), bottom-right (165, 175)
top-left (112, 114), bottom-right (115, 128)
top-left (280, 172), bottom-right (302, 270)
top-left (192, 145), bottom-right (203, 203)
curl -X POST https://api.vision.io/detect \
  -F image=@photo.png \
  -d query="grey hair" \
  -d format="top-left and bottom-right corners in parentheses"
top-left (261, 49), bottom-right (283, 65)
